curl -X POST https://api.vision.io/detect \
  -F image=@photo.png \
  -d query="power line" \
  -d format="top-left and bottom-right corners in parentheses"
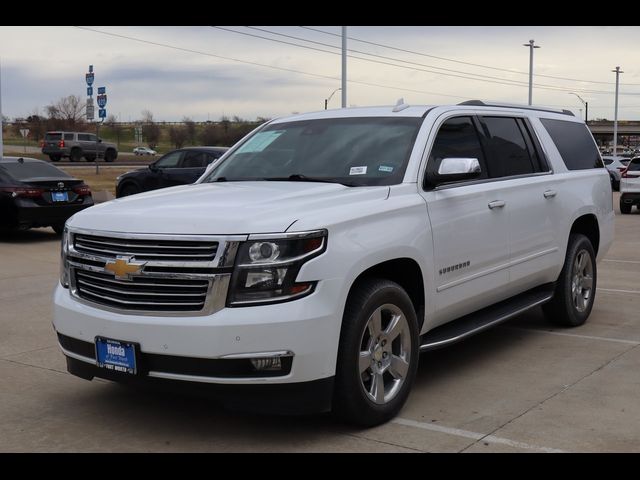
top-left (71, 26), bottom-right (467, 100)
top-left (300, 26), bottom-right (640, 87)
top-left (212, 26), bottom-right (638, 96)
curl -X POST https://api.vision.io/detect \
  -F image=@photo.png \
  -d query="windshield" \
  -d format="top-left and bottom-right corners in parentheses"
top-left (0, 161), bottom-right (71, 181)
top-left (201, 117), bottom-right (423, 187)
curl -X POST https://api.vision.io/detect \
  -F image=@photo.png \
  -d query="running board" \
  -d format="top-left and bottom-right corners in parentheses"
top-left (419, 284), bottom-right (555, 352)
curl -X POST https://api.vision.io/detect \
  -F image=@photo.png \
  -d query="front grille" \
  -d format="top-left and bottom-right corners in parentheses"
top-left (67, 230), bottom-right (241, 315)
top-left (75, 270), bottom-right (209, 312)
top-left (74, 233), bottom-right (218, 261)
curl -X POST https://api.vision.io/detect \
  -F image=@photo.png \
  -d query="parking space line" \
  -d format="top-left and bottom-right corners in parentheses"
top-left (392, 417), bottom-right (565, 453)
top-left (599, 288), bottom-right (640, 295)
top-left (503, 326), bottom-right (640, 345)
top-left (603, 259), bottom-right (640, 265)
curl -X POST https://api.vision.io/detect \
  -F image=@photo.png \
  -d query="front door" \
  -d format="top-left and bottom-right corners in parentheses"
top-left (420, 115), bottom-right (510, 325)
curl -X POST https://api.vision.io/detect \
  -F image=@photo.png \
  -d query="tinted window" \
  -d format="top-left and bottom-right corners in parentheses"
top-left (45, 133), bottom-right (62, 141)
top-left (155, 151), bottom-right (183, 168)
top-left (540, 118), bottom-right (603, 170)
top-left (205, 153), bottom-right (220, 165)
top-left (182, 151), bottom-right (207, 168)
top-left (628, 159), bottom-right (640, 171)
top-left (203, 117), bottom-right (422, 187)
top-left (0, 161), bottom-right (71, 180)
top-left (481, 117), bottom-right (535, 177)
top-left (64, 133), bottom-right (74, 140)
top-left (427, 116), bottom-right (487, 181)
top-left (77, 134), bottom-right (91, 141)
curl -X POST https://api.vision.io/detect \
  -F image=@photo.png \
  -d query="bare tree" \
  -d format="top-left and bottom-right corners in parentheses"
top-left (46, 95), bottom-right (86, 129)
top-left (105, 114), bottom-right (122, 148)
top-left (169, 125), bottom-right (188, 148)
top-left (182, 116), bottom-right (197, 145)
top-left (140, 110), bottom-right (160, 148)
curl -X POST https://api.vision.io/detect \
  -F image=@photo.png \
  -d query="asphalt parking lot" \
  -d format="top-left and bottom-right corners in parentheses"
top-left (1, 192), bottom-right (639, 453)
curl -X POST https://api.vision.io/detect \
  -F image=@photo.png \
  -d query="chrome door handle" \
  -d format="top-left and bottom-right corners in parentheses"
top-left (543, 190), bottom-right (557, 199)
top-left (488, 200), bottom-right (506, 209)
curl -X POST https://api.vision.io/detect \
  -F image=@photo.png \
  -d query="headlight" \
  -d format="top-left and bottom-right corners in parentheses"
top-left (60, 226), bottom-right (70, 288)
top-left (227, 230), bottom-right (327, 306)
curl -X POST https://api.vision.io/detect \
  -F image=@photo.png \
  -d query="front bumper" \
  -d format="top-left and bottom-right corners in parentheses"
top-left (53, 277), bottom-right (345, 386)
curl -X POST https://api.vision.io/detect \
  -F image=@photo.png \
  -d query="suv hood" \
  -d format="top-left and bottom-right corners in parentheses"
top-left (68, 182), bottom-right (389, 234)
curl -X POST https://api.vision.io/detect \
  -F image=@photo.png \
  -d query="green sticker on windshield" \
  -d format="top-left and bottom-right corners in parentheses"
top-left (236, 130), bottom-right (285, 153)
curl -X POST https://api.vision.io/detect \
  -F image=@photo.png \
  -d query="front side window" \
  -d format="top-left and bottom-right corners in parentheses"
top-left (426, 116), bottom-right (487, 183)
top-left (480, 116), bottom-right (535, 177)
top-left (155, 151), bottom-right (183, 168)
top-left (64, 133), bottom-right (74, 140)
top-left (202, 117), bottom-right (423, 187)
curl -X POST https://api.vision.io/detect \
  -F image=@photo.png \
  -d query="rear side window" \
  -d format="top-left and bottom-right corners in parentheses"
top-left (628, 159), bottom-right (640, 171)
top-left (64, 133), bottom-right (74, 140)
top-left (427, 116), bottom-right (488, 181)
top-left (45, 133), bottom-right (62, 141)
top-left (540, 118), bottom-right (603, 170)
top-left (480, 117), bottom-right (535, 177)
top-left (181, 151), bottom-right (207, 168)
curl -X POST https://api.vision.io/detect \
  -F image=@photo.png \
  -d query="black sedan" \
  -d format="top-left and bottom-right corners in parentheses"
top-left (0, 157), bottom-right (93, 234)
top-left (116, 146), bottom-right (228, 198)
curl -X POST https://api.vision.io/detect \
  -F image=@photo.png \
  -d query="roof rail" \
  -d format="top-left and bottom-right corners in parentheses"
top-left (458, 100), bottom-right (575, 117)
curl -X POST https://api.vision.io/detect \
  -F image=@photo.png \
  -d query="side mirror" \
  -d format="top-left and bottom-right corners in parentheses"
top-left (98, 138), bottom-right (103, 143)
top-left (427, 157), bottom-right (482, 186)
top-left (149, 163), bottom-right (159, 172)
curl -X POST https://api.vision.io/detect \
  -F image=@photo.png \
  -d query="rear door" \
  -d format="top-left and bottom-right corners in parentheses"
top-left (477, 115), bottom-right (561, 291)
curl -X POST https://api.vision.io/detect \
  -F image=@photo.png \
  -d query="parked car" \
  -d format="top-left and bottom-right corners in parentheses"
top-left (133, 147), bottom-right (157, 156)
top-left (0, 157), bottom-right (93, 233)
top-left (602, 155), bottom-right (630, 191)
top-left (115, 146), bottom-right (228, 197)
top-left (54, 101), bottom-right (613, 426)
top-left (41, 131), bottom-right (118, 163)
top-left (620, 156), bottom-right (640, 214)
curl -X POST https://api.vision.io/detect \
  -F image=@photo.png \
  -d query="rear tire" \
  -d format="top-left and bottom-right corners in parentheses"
top-left (333, 278), bottom-right (419, 427)
top-left (620, 199), bottom-right (632, 214)
top-left (543, 234), bottom-right (596, 327)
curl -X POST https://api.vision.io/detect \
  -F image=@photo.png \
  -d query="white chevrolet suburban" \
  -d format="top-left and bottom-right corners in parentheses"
top-left (54, 101), bottom-right (614, 426)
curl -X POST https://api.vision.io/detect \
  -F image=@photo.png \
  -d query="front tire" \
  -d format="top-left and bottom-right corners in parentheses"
top-left (104, 149), bottom-right (117, 162)
top-left (51, 224), bottom-right (65, 235)
top-left (70, 148), bottom-right (82, 162)
top-left (119, 184), bottom-right (140, 197)
top-left (543, 234), bottom-right (597, 327)
top-left (333, 278), bottom-right (419, 427)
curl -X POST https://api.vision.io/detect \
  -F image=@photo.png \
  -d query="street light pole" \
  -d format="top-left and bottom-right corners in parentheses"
top-left (569, 92), bottom-right (588, 123)
top-left (612, 66), bottom-right (623, 155)
top-left (325, 88), bottom-right (341, 110)
top-left (341, 26), bottom-right (347, 108)
top-left (523, 39), bottom-right (540, 106)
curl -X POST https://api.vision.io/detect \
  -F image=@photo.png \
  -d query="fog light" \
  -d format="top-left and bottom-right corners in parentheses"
top-left (250, 357), bottom-right (282, 371)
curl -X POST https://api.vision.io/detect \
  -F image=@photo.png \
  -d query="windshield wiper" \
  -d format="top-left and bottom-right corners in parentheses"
top-left (263, 174), bottom-right (356, 187)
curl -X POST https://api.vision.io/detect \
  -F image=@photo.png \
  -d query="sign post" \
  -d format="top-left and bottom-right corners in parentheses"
top-left (19, 128), bottom-right (29, 153)
top-left (96, 86), bottom-right (107, 174)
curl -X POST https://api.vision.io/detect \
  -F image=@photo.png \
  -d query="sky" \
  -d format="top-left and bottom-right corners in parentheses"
top-left (1, 26), bottom-right (640, 122)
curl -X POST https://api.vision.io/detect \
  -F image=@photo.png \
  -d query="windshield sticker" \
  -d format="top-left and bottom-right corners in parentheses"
top-left (378, 165), bottom-right (394, 173)
top-left (349, 166), bottom-right (368, 175)
top-left (236, 130), bottom-right (285, 153)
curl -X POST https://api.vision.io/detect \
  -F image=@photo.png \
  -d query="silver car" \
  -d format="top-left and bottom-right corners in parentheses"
top-left (602, 156), bottom-right (631, 191)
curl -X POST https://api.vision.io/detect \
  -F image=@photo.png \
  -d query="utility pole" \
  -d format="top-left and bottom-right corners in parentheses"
top-left (523, 39), bottom-right (540, 105)
top-left (341, 26), bottom-right (347, 108)
top-left (569, 92), bottom-right (588, 123)
top-left (612, 66), bottom-right (623, 155)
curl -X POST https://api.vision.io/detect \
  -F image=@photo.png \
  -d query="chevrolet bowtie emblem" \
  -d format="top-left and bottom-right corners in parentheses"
top-left (104, 257), bottom-right (145, 280)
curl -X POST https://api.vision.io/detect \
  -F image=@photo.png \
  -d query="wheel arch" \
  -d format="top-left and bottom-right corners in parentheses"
top-left (569, 213), bottom-right (600, 256)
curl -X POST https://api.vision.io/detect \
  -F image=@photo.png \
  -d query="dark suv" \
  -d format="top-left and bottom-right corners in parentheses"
top-left (115, 146), bottom-right (228, 197)
top-left (41, 131), bottom-right (118, 162)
